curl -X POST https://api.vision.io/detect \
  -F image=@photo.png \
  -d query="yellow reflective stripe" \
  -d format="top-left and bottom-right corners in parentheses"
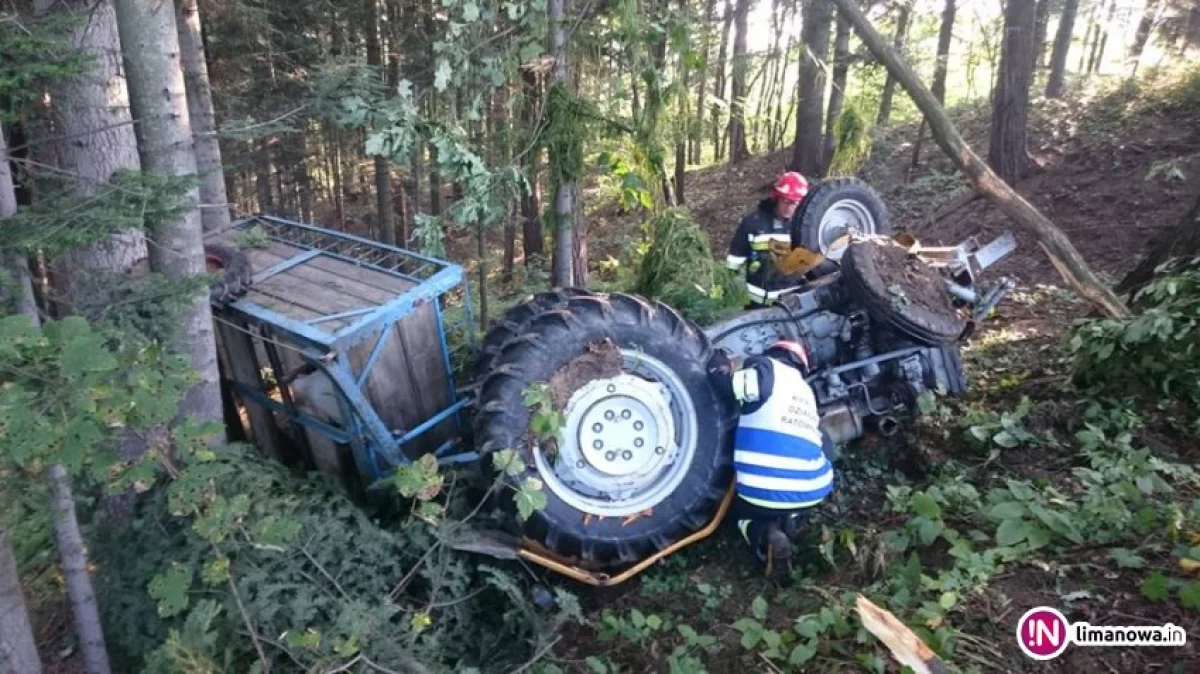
top-left (749, 233), bottom-right (791, 243)
top-left (751, 242), bottom-right (770, 251)
top-left (740, 494), bottom-right (824, 509)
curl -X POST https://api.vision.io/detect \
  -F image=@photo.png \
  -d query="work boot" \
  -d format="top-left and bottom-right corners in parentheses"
top-left (763, 526), bottom-right (792, 583)
top-left (781, 512), bottom-right (803, 540)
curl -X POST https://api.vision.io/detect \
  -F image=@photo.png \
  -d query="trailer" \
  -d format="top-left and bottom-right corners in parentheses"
top-left (205, 215), bottom-right (477, 492)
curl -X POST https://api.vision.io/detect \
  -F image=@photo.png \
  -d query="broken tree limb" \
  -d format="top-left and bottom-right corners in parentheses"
top-left (856, 595), bottom-right (950, 674)
top-left (829, 0), bottom-right (1132, 319)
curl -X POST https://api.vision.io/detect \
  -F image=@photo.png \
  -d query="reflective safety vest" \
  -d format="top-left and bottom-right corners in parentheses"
top-left (732, 356), bottom-right (834, 509)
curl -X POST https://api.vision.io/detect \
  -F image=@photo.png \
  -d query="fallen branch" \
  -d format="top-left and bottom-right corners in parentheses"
top-left (855, 594), bottom-right (950, 674)
top-left (830, 0), bottom-right (1131, 318)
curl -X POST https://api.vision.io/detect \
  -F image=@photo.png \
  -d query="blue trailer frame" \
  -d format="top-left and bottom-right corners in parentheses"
top-left (210, 215), bottom-right (477, 482)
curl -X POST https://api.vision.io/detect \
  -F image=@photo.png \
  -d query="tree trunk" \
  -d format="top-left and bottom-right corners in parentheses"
top-left (1078, 3), bottom-right (1097, 73)
top-left (1033, 0), bottom-right (1052, 69)
top-left (693, 0), bottom-right (717, 164)
top-left (829, 0), bottom-right (1130, 319)
top-left (1091, 0), bottom-right (1117, 74)
top-left (0, 527), bottom-right (43, 674)
top-left (823, 12), bottom-right (851, 170)
top-left (549, 0), bottom-right (574, 286)
top-left (911, 0), bottom-right (955, 172)
top-left (1115, 188), bottom-right (1200, 295)
top-left (114, 0), bottom-right (225, 427)
top-left (48, 464), bottom-right (111, 674)
top-left (728, 0), bottom-right (750, 164)
top-left (1128, 0), bottom-right (1164, 76)
top-left (791, 0), bottom-right (832, 176)
top-left (363, 0), bottom-right (395, 244)
top-left (520, 70), bottom-right (544, 263)
top-left (713, 0), bottom-right (733, 160)
top-left (0, 127), bottom-right (39, 325)
top-left (33, 0), bottom-right (146, 280)
top-left (987, 0), bottom-right (1037, 184)
top-left (876, 1), bottom-right (912, 128)
top-left (1045, 0), bottom-right (1079, 98)
top-left (175, 0), bottom-right (231, 234)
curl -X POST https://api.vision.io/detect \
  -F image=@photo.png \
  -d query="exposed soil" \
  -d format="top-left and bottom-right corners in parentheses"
top-left (547, 338), bottom-right (624, 410)
top-left (864, 238), bottom-right (960, 318)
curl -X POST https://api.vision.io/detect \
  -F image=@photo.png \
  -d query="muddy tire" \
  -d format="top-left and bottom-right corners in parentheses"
top-left (474, 292), bottom-right (736, 569)
top-left (474, 287), bottom-right (596, 378)
top-left (842, 240), bottom-right (967, 346)
top-left (205, 244), bottom-right (252, 306)
top-left (794, 177), bottom-right (891, 261)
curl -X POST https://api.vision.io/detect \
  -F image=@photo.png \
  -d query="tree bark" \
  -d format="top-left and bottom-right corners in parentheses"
top-left (363, 0), bottom-right (395, 245)
top-left (693, 0), bottom-right (718, 164)
top-left (823, 12), bottom-right (851, 170)
top-left (0, 527), bottom-right (43, 674)
top-left (713, 0), bottom-right (733, 160)
top-left (1045, 0), bottom-right (1079, 98)
top-left (911, 0), bottom-right (955, 172)
top-left (549, 0), bottom-right (574, 286)
top-left (791, 0), bottom-right (833, 176)
top-left (0, 127), bottom-right (39, 325)
top-left (175, 0), bottom-right (231, 234)
top-left (1091, 0), bottom-right (1117, 74)
top-left (48, 464), bottom-right (111, 674)
top-left (987, 0), bottom-right (1037, 183)
top-left (114, 0), bottom-right (225, 427)
top-left (728, 0), bottom-right (750, 163)
top-left (520, 69), bottom-right (544, 263)
top-left (1128, 0), bottom-right (1164, 76)
top-left (33, 0), bottom-right (146, 282)
top-left (876, 1), bottom-right (911, 128)
top-left (829, 0), bottom-right (1130, 318)
top-left (1115, 188), bottom-right (1200, 295)
top-left (1033, 0), bottom-right (1053, 69)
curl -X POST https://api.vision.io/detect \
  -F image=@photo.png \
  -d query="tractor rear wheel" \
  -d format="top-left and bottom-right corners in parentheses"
top-left (473, 292), bottom-right (736, 569)
top-left (474, 287), bottom-right (595, 378)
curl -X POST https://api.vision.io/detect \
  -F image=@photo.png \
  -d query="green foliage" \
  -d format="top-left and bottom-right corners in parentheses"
top-left (826, 101), bottom-right (873, 177)
top-left (626, 207), bottom-right (746, 325)
top-left (0, 12), bottom-right (91, 122)
top-left (96, 441), bottom-right (579, 673)
top-left (1068, 257), bottom-right (1200, 427)
top-left (0, 170), bottom-right (195, 258)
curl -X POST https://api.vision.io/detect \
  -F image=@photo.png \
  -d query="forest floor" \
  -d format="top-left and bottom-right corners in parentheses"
top-left (530, 72), bottom-right (1200, 672)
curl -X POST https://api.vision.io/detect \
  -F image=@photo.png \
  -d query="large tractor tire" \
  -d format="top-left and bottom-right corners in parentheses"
top-left (474, 287), bottom-right (596, 378)
top-left (841, 238), bottom-right (967, 346)
top-left (794, 177), bottom-right (891, 262)
top-left (205, 244), bottom-right (252, 306)
top-left (474, 292), bottom-right (736, 569)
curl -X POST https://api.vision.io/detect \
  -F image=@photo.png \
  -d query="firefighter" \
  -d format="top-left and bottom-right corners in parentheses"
top-left (726, 172), bottom-right (811, 307)
top-left (708, 340), bottom-right (835, 582)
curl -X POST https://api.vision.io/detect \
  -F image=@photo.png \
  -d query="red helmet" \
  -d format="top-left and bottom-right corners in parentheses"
top-left (765, 340), bottom-right (809, 373)
top-left (773, 172), bottom-right (809, 202)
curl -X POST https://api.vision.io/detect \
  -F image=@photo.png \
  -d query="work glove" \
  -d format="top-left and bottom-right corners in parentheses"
top-left (705, 349), bottom-right (736, 405)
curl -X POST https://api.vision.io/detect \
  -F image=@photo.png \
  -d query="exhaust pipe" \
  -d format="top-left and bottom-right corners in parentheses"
top-left (876, 416), bottom-right (901, 437)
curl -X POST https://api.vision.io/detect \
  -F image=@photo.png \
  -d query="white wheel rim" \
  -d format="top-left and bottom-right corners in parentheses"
top-left (532, 350), bottom-right (699, 517)
top-left (818, 199), bottom-right (878, 261)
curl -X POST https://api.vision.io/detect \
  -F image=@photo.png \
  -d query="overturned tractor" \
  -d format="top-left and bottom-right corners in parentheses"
top-left (471, 179), bottom-right (1016, 583)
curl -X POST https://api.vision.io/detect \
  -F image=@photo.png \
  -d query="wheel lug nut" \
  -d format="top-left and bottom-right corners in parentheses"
top-left (621, 410), bottom-right (631, 419)
top-left (622, 451), bottom-right (633, 461)
top-left (605, 451), bottom-right (617, 462)
top-left (593, 423), bottom-right (603, 432)
top-left (634, 438), bottom-right (644, 448)
top-left (607, 384), bottom-right (617, 393)
top-left (633, 421), bottom-right (643, 431)
top-left (605, 411), bottom-right (615, 421)
top-left (593, 440), bottom-right (603, 449)
top-left (655, 446), bottom-right (665, 454)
